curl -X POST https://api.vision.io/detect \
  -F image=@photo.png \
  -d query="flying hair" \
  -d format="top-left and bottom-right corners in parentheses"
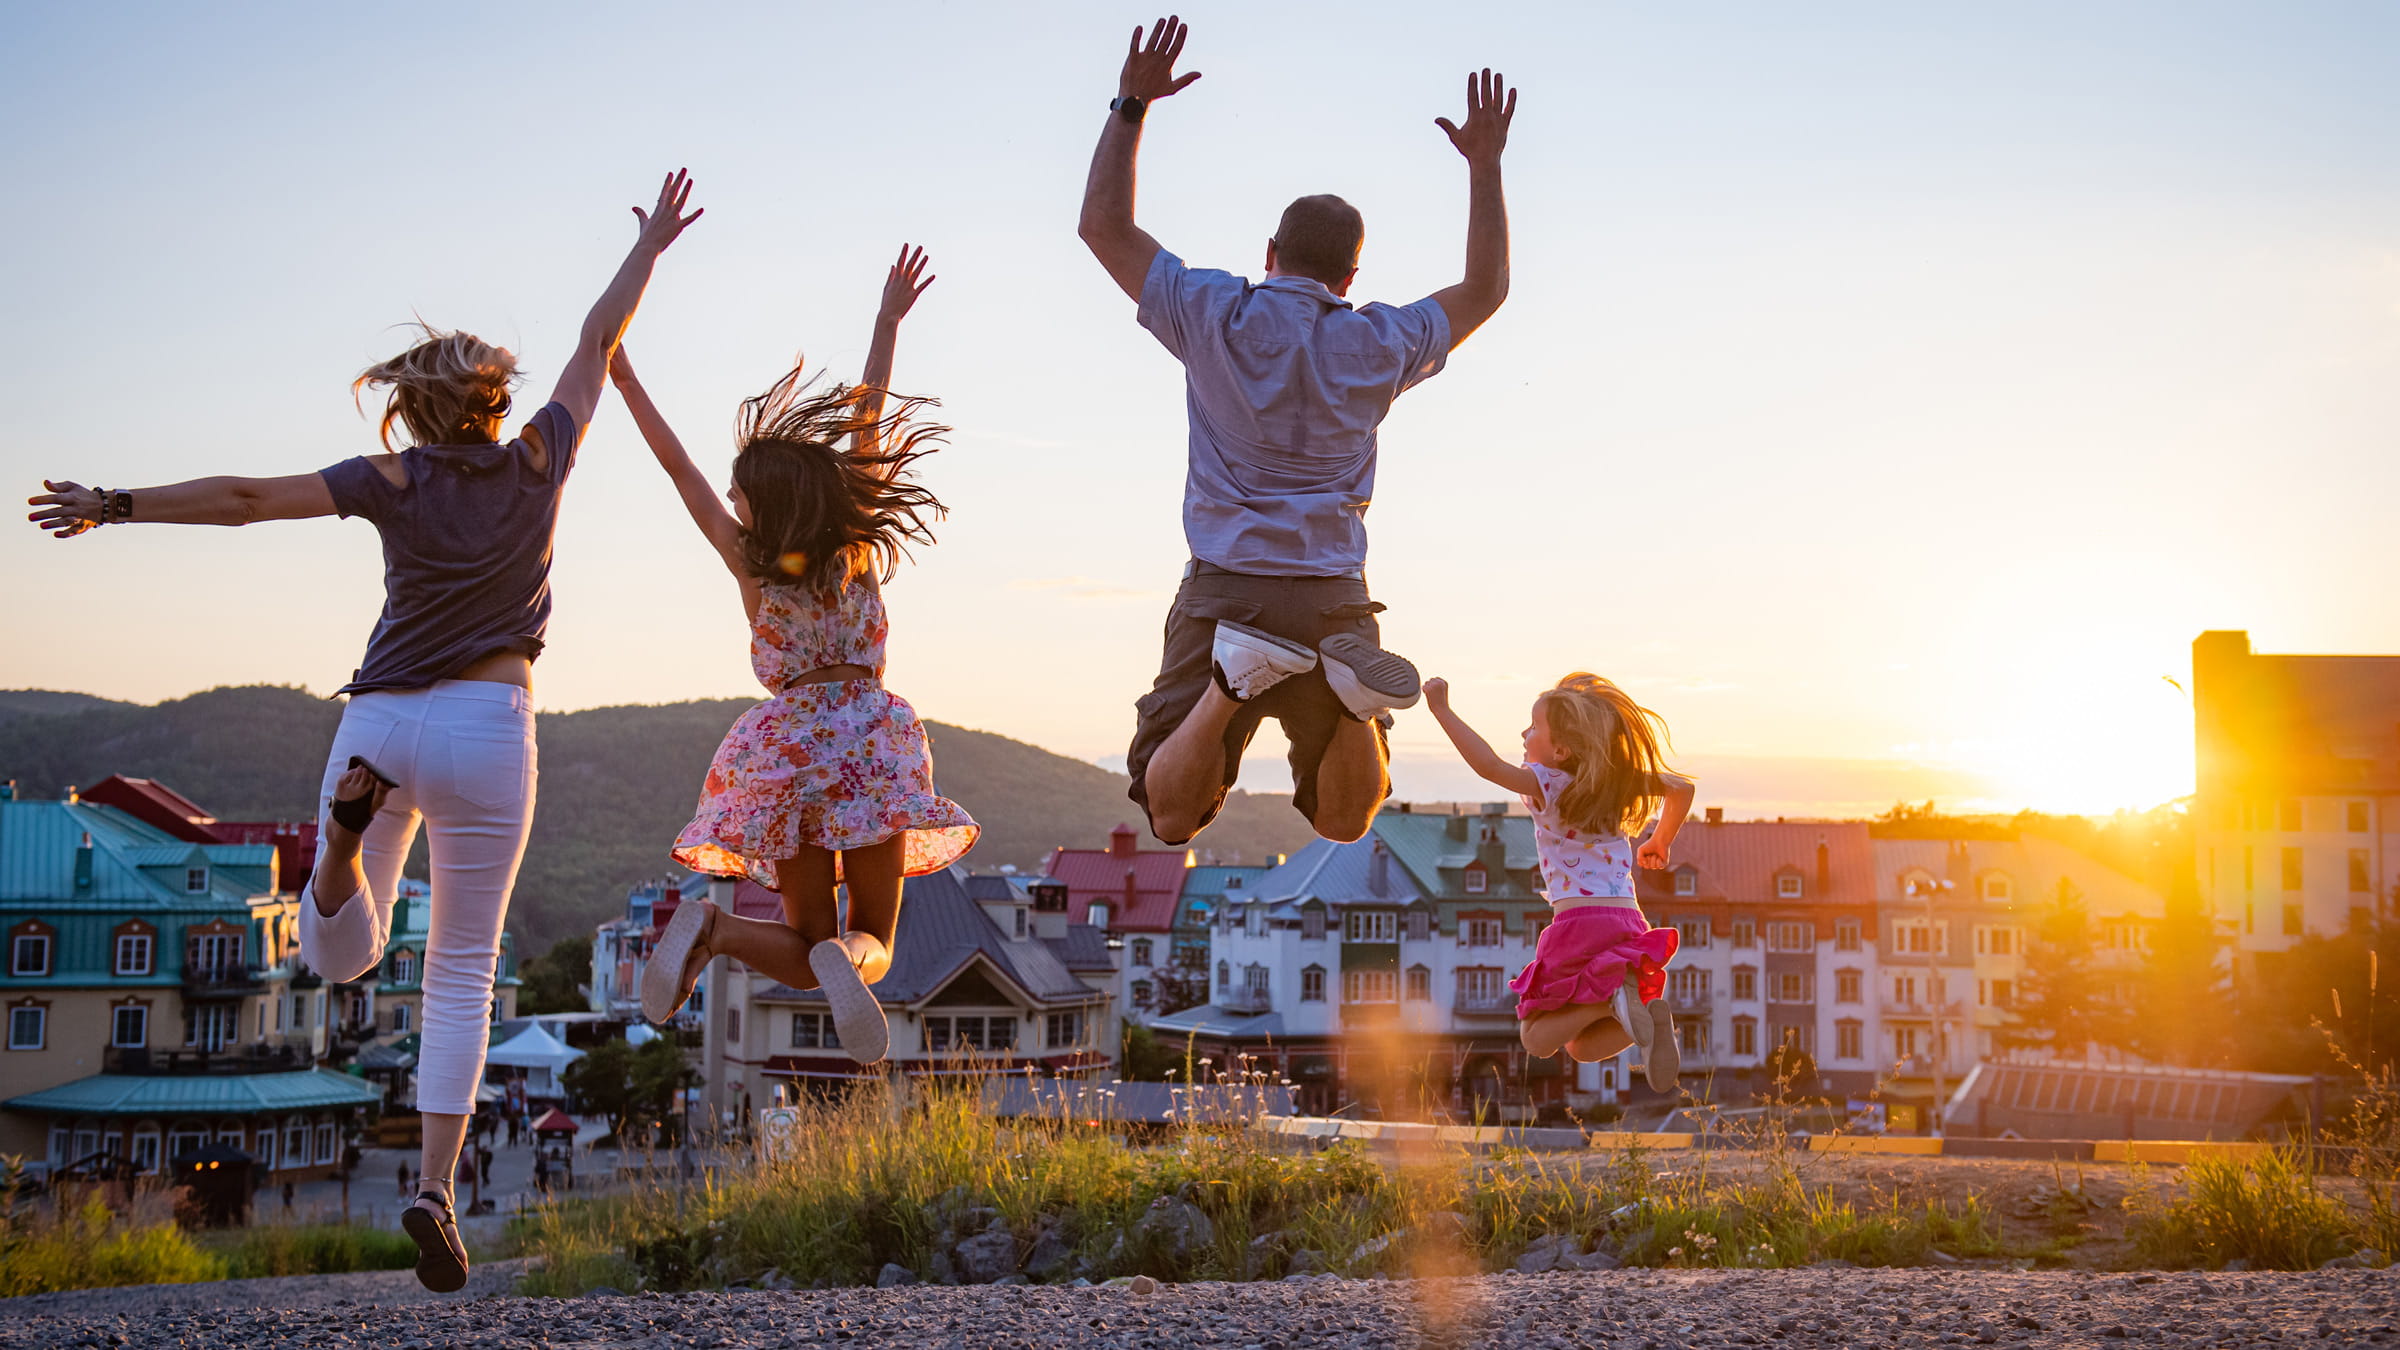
top-left (1537, 673), bottom-right (1677, 838)
top-left (731, 359), bottom-right (949, 597)
top-left (352, 324), bottom-right (519, 451)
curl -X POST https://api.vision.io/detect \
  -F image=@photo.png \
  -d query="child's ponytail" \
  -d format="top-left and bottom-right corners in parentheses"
top-left (1538, 673), bottom-right (1677, 838)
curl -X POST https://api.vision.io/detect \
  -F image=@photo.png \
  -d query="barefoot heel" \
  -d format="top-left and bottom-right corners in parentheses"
top-left (640, 899), bottom-right (709, 1025)
top-left (401, 1197), bottom-right (469, 1293)
top-left (809, 941), bottom-right (891, 1065)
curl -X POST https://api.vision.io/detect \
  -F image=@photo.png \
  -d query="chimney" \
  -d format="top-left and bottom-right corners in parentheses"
top-left (1110, 823), bottom-right (1138, 860)
top-left (1368, 838), bottom-right (1390, 895)
top-left (1815, 834), bottom-right (1830, 897)
top-left (1705, 806), bottom-right (1723, 826)
top-left (74, 832), bottom-right (94, 891)
top-left (1945, 840), bottom-right (1971, 890)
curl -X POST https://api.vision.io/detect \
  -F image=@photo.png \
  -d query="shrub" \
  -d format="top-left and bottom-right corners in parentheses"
top-left (2129, 1148), bottom-right (2356, 1269)
top-left (217, 1223), bottom-right (418, 1278)
top-left (0, 1192), bottom-right (224, 1296)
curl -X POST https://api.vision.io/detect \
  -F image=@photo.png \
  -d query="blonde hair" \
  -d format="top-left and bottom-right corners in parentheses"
top-left (352, 326), bottom-right (520, 451)
top-left (1536, 672), bottom-right (1676, 837)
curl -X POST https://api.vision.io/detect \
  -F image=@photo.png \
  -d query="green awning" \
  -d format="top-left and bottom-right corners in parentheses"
top-left (4, 1068), bottom-right (383, 1117)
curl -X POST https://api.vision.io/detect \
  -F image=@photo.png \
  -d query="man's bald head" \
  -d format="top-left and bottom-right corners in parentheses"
top-left (1269, 194), bottom-right (1364, 289)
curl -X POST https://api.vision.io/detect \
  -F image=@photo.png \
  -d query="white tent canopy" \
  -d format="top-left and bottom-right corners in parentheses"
top-left (483, 1020), bottom-right (584, 1098)
top-left (623, 1022), bottom-right (660, 1046)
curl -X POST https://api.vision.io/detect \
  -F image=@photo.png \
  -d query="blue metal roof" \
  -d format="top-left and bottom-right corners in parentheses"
top-left (3, 1067), bottom-right (383, 1116)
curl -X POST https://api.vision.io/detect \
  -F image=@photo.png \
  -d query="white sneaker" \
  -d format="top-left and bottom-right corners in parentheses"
top-left (810, 935), bottom-right (891, 1066)
top-left (1612, 979), bottom-right (1654, 1049)
top-left (1213, 621), bottom-right (1318, 702)
top-left (1317, 633), bottom-right (1421, 719)
top-left (640, 898), bottom-right (711, 1025)
top-left (1643, 1001), bottom-right (1681, 1093)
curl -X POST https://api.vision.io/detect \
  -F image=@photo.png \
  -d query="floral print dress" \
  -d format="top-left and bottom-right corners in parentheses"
top-left (673, 572), bottom-right (977, 887)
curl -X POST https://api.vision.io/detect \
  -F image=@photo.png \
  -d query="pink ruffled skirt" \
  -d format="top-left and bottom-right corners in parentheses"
top-left (672, 678), bottom-right (978, 888)
top-left (1509, 905), bottom-right (1680, 1016)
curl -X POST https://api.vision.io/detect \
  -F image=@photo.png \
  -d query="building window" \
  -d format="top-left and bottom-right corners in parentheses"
top-left (186, 867), bottom-right (210, 893)
top-left (1462, 862), bottom-right (1488, 894)
top-left (2349, 802), bottom-right (2371, 833)
top-left (9, 933), bottom-right (51, 978)
top-left (1131, 938), bottom-right (1153, 968)
top-left (1731, 918), bottom-right (1757, 948)
top-left (1676, 918), bottom-right (1709, 949)
top-left (1461, 917), bottom-right (1502, 948)
top-left (1404, 909), bottom-right (1430, 942)
top-left (1893, 920), bottom-right (1946, 955)
top-left (1835, 969), bottom-right (1862, 1004)
top-left (2282, 848), bottom-right (2304, 891)
top-left (394, 951), bottom-right (417, 985)
top-left (1668, 968), bottom-right (1709, 1004)
top-left (1345, 911), bottom-right (1398, 943)
top-left (791, 1012), bottom-right (841, 1050)
top-left (1674, 869), bottom-right (1697, 896)
top-left (1242, 964), bottom-right (1270, 999)
top-left (927, 1015), bottom-right (1019, 1051)
top-left (2243, 846), bottom-right (2255, 891)
top-left (1732, 1017), bottom-right (1758, 1057)
top-left (1131, 980), bottom-right (1153, 1008)
top-left (1893, 1026), bottom-right (1918, 1059)
top-left (1981, 978), bottom-right (2013, 1008)
top-left (1453, 966), bottom-right (1503, 1007)
top-left (7, 1004), bottom-right (45, 1050)
top-left (285, 1121), bottom-right (308, 1164)
top-left (1976, 925), bottom-right (2020, 957)
top-left (1981, 874), bottom-right (2011, 901)
top-left (1731, 967), bottom-right (1757, 1002)
top-left (1216, 960), bottom-right (1229, 989)
top-left (1302, 908), bottom-right (1326, 941)
top-left (2351, 850), bottom-right (2373, 894)
top-left (187, 1003), bottom-right (237, 1050)
top-left (110, 1003), bottom-right (148, 1048)
top-left (1891, 973), bottom-right (1919, 1007)
top-left (1835, 1020), bottom-right (1862, 1060)
top-left (2283, 904), bottom-right (2304, 936)
top-left (1405, 965), bottom-right (1432, 1002)
top-left (1676, 1020), bottom-right (1707, 1057)
top-left (1767, 921), bottom-right (1812, 952)
top-left (726, 1007), bottom-right (741, 1042)
top-left (114, 932), bottom-right (154, 976)
top-left (1013, 908), bottom-right (1027, 939)
top-left (315, 1122), bottom-right (337, 1164)
top-left (1045, 1011), bottom-right (1086, 1048)
top-left (1776, 874), bottom-right (1802, 900)
top-left (391, 1003), bottom-right (411, 1033)
top-left (2279, 799), bottom-right (2302, 832)
top-left (1834, 919), bottom-right (1861, 952)
top-left (133, 1130), bottom-right (162, 1173)
top-left (1769, 972), bottom-right (1810, 1004)
top-left (257, 1002), bottom-right (269, 1038)
top-left (1344, 968), bottom-right (1399, 1004)
top-left (1300, 966), bottom-right (1326, 1002)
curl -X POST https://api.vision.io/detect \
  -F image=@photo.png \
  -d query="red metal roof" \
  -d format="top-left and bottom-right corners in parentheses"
top-left (1042, 824), bottom-right (1191, 932)
top-left (81, 775), bottom-right (217, 841)
top-left (1636, 820), bottom-right (1877, 905)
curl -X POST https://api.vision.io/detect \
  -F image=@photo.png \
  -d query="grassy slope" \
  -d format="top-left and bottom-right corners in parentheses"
top-left (0, 686), bottom-right (1315, 944)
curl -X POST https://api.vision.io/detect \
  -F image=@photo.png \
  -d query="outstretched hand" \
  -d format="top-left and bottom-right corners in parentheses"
top-left (631, 169), bottom-right (704, 254)
top-left (607, 345), bottom-right (639, 385)
top-left (878, 245), bottom-right (935, 323)
top-left (27, 480), bottom-right (99, 538)
top-left (1637, 836), bottom-right (1673, 870)
top-left (1422, 676), bottom-right (1452, 708)
top-left (1119, 15), bottom-right (1201, 102)
top-left (1435, 69), bottom-right (1517, 167)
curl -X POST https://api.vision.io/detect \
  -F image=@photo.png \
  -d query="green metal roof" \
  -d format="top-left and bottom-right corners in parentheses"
top-left (2, 1067), bottom-right (382, 1116)
top-left (0, 798), bottom-right (276, 909)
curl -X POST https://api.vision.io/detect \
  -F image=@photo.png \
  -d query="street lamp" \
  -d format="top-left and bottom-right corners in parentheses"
top-left (1902, 876), bottom-right (1956, 1134)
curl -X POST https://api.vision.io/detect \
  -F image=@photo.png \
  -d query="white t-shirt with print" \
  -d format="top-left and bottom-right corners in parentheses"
top-left (1522, 762), bottom-right (1639, 907)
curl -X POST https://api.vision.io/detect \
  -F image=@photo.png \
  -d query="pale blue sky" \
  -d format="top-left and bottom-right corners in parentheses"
top-left (4, 2), bottom-right (2394, 818)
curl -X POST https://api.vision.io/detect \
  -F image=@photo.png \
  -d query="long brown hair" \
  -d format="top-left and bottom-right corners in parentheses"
top-left (732, 361), bottom-right (948, 595)
top-left (1537, 673), bottom-right (1677, 837)
top-left (352, 325), bottom-right (518, 451)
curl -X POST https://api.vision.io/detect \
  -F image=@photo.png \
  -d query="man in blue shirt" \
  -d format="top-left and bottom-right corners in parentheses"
top-left (1080, 15), bottom-right (1518, 846)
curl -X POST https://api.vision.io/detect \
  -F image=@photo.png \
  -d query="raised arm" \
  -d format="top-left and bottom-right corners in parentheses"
top-left (545, 171), bottom-right (704, 434)
top-left (28, 473), bottom-right (335, 537)
top-left (606, 349), bottom-right (745, 577)
top-left (1077, 16), bottom-right (1201, 302)
top-left (853, 243), bottom-right (934, 455)
top-left (1427, 70), bottom-right (1517, 351)
top-left (1638, 773), bottom-right (1699, 869)
top-left (1422, 677), bottom-right (1542, 798)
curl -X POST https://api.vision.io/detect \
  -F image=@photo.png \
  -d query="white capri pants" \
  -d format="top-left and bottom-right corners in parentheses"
top-left (297, 680), bottom-right (536, 1117)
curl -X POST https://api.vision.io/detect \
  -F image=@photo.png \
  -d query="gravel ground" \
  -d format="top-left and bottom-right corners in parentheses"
top-left (6, 1268), bottom-right (2399, 1349)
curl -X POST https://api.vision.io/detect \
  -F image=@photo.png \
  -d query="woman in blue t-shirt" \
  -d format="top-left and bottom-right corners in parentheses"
top-left (28, 170), bottom-right (702, 1292)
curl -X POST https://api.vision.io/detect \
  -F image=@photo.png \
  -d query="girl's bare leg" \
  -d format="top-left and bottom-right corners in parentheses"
top-left (1520, 1003), bottom-right (1612, 1058)
top-left (829, 834), bottom-right (907, 983)
top-left (1566, 1020), bottom-right (1637, 1063)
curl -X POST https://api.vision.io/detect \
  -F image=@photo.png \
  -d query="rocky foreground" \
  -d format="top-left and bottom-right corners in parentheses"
top-left (6, 1267), bottom-right (2400, 1349)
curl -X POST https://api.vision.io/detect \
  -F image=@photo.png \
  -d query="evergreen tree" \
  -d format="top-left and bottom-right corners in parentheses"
top-left (1997, 878), bottom-right (2133, 1059)
top-left (2131, 875), bottom-right (2233, 1067)
top-left (517, 935), bottom-right (592, 1015)
top-left (562, 1036), bottom-right (690, 1144)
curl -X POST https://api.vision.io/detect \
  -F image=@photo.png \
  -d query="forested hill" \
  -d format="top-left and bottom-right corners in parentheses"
top-left (0, 686), bottom-right (1315, 945)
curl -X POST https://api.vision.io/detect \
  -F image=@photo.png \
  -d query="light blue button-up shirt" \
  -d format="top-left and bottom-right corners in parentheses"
top-left (1138, 249), bottom-right (1450, 577)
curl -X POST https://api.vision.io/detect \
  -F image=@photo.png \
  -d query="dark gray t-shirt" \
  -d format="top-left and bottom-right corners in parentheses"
top-left (319, 401), bottom-right (582, 697)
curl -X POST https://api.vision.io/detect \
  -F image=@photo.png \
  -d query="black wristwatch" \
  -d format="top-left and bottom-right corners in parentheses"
top-left (109, 489), bottom-right (133, 524)
top-left (1110, 95), bottom-right (1148, 125)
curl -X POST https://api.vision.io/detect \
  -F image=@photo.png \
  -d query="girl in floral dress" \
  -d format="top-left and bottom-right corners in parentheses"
top-left (616, 245), bottom-right (976, 1064)
top-left (1423, 672), bottom-right (1695, 1091)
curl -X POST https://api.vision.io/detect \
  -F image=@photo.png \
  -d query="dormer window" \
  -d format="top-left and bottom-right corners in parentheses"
top-left (393, 951), bottom-right (417, 985)
top-left (1981, 874), bottom-right (2011, 901)
top-left (1089, 902), bottom-right (1111, 932)
top-left (1674, 869), bottom-right (1697, 896)
top-left (1463, 861), bottom-right (1488, 894)
top-left (185, 867), bottom-right (210, 893)
top-left (1776, 873), bottom-right (1803, 899)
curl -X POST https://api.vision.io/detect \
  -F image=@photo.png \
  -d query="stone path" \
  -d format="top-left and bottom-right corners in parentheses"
top-left (7, 1267), bottom-right (2400, 1348)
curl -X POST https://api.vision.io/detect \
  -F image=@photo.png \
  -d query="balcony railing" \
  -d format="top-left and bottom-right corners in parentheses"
top-left (1666, 993), bottom-right (1713, 1014)
top-left (104, 1044), bottom-right (317, 1075)
top-left (1455, 991), bottom-right (1518, 1015)
top-left (1880, 999), bottom-right (1962, 1020)
top-left (181, 965), bottom-right (265, 999)
top-left (1219, 989), bottom-right (1273, 1015)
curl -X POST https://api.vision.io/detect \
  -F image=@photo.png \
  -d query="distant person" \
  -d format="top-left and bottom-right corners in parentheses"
top-left (28, 171), bottom-right (704, 1294)
top-left (1077, 16), bottom-right (1519, 847)
top-left (611, 245), bottom-right (977, 1067)
top-left (397, 1161), bottom-right (411, 1200)
top-left (282, 1180), bottom-right (295, 1215)
top-left (1422, 674), bottom-right (1695, 1089)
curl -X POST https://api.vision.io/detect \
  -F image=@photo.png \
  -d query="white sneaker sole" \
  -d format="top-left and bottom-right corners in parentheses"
top-left (1613, 980), bottom-right (1654, 1049)
top-left (1317, 634), bottom-right (1421, 717)
top-left (811, 940), bottom-right (891, 1066)
top-left (1644, 1002), bottom-right (1680, 1093)
top-left (641, 899), bottom-right (708, 1025)
top-left (1214, 621), bottom-right (1319, 702)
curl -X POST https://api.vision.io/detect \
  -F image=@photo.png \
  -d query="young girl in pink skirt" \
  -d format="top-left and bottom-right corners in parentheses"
top-left (1424, 672), bottom-right (1695, 1091)
top-left (615, 245), bottom-right (977, 1064)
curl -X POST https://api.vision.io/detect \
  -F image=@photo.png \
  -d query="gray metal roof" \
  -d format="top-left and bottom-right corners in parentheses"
top-left (1147, 1005), bottom-right (1285, 1039)
top-left (1043, 924), bottom-right (1115, 972)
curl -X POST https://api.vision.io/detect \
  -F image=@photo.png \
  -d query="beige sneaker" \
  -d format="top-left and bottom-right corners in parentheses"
top-left (1643, 1001), bottom-right (1680, 1093)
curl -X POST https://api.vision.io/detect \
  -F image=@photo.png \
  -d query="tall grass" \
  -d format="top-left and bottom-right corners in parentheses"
top-left (0, 1187), bottom-right (224, 1296)
top-left (212, 1223), bottom-right (419, 1278)
top-left (508, 1071), bottom-right (2002, 1294)
top-left (2128, 1148), bottom-right (2364, 1269)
